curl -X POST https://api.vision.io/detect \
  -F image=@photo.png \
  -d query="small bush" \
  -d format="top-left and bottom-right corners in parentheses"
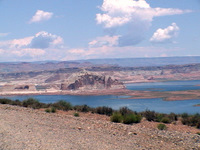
top-left (74, 112), bottom-right (79, 117)
top-left (45, 108), bottom-right (51, 113)
top-left (155, 113), bottom-right (165, 122)
top-left (119, 106), bottom-right (133, 116)
top-left (196, 132), bottom-right (200, 136)
top-left (52, 100), bottom-right (72, 111)
top-left (168, 113), bottom-right (178, 121)
top-left (123, 114), bottom-right (142, 124)
top-left (74, 105), bottom-right (91, 112)
top-left (157, 124), bottom-right (167, 130)
top-left (181, 113), bottom-right (200, 128)
top-left (45, 107), bottom-right (56, 113)
top-left (142, 110), bottom-right (157, 121)
top-left (0, 98), bottom-right (12, 104)
top-left (110, 112), bottom-right (123, 123)
top-left (51, 107), bottom-right (56, 113)
top-left (11, 99), bottom-right (22, 106)
top-left (95, 106), bottom-right (113, 116)
top-left (161, 117), bottom-right (171, 124)
top-left (22, 98), bottom-right (42, 109)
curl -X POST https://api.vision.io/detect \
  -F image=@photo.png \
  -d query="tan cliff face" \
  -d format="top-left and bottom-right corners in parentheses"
top-left (61, 73), bottom-right (125, 91)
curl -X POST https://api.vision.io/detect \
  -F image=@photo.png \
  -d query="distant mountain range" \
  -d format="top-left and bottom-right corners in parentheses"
top-left (76, 56), bottom-right (200, 67)
top-left (1, 56), bottom-right (200, 73)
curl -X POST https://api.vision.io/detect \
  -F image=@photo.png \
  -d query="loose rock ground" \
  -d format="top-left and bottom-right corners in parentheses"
top-left (0, 104), bottom-right (200, 150)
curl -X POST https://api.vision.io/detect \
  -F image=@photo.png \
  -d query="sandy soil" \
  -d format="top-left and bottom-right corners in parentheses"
top-left (0, 104), bottom-right (200, 150)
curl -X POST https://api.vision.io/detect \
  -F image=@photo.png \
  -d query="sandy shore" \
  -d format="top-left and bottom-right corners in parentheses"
top-left (0, 104), bottom-right (200, 150)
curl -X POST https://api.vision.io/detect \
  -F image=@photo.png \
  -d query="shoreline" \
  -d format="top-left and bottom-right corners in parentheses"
top-left (1, 88), bottom-right (200, 102)
top-left (0, 88), bottom-right (131, 96)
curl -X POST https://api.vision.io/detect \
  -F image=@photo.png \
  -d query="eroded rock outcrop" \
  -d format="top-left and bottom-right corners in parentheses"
top-left (61, 73), bottom-right (125, 90)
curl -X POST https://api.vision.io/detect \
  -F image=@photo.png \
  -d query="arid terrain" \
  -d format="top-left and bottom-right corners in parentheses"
top-left (0, 104), bottom-right (200, 150)
top-left (1, 61), bottom-right (200, 101)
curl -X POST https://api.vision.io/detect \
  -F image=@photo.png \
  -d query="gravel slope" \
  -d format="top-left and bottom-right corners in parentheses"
top-left (0, 104), bottom-right (200, 150)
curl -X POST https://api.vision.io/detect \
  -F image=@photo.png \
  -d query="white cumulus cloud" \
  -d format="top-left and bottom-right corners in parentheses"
top-left (30, 31), bottom-right (63, 49)
top-left (0, 31), bottom-right (64, 61)
top-left (29, 10), bottom-right (53, 23)
top-left (97, 0), bottom-right (190, 28)
top-left (150, 23), bottom-right (179, 43)
top-left (96, 0), bottom-right (190, 46)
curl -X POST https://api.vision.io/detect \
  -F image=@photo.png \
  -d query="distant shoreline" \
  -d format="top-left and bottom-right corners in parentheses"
top-left (1, 88), bottom-right (200, 102)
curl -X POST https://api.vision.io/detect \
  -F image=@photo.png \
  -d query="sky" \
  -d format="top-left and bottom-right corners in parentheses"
top-left (0, 0), bottom-right (200, 62)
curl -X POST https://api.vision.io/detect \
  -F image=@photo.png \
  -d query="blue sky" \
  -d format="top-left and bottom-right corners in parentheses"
top-left (0, 0), bottom-right (199, 62)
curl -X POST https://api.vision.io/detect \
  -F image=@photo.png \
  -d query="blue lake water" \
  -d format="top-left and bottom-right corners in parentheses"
top-left (1, 80), bottom-right (200, 114)
top-left (126, 80), bottom-right (200, 91)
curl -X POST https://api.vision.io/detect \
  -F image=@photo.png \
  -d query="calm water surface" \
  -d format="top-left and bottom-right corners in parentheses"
top-left (1, 80), bottom-right (200, 114)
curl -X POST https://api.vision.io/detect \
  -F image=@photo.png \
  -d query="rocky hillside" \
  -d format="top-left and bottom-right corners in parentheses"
top-left (61, 73), bottom-right (125, 90)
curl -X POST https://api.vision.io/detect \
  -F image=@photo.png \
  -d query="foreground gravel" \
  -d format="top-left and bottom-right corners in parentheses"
top-left (0, 104), bottom-right (200, 150)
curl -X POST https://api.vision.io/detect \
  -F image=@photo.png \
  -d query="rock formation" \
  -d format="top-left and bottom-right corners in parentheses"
top-left (61, 73), bottom-right (125, 90)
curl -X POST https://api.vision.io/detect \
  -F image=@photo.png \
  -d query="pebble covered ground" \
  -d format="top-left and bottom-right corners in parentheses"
top-left (0, 104), bottom-right (200, 150)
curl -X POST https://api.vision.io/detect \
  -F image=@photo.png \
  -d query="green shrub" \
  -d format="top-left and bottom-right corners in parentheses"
top-left (95, 106), bottom-right (113, 116)
top-left (110, 112), bottom-right (123, 123)
top-left (0, 98), bottom-right (12, 104)
top-left (181, 113), bottom-right (189, 119)
top-left (142, 110), bottom-right (157, 121)
top-left (52, 100), bottom-right (72, 111)
top-left (22, 98), bottom-right (42, 109)
top-left (161, 117), bottom-right (171, 124)
top-left (168, 113), bottom-right (178, 121)
top-left (155, 113), bottom-right (165, 122)
top-left (74, 112), bottom-right (80, 117)
top-left (45, 107), bottom-right (56, 113)
top-left (157, 124), bottom-right (167, 130)
top-left (181, 113), bottom-right (200, 128)
top-left (11, 99), bottom-right (22, 106)
top-left (123, 114), bottom-right (142, 124)
top-left (45, 108), bottom-right (51, 113)
top-left (51, 107), bottom-right (56, 113)
top-left (74, 105), bottom-right (91, 112)
top-left (196, 132), bottom-right (200, 136)
top-left (119, 106), bottom-right (133, 116)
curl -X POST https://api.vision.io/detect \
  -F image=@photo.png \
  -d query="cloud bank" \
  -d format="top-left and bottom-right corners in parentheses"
top-left (29, 10), bottom-right (53, 23)
top-left (0, 31), bottom-right (63, 61)
top-left (96, 0), bottom-right (190, 46)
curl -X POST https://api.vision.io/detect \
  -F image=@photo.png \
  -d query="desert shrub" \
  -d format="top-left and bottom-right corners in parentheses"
top-left (155, 113), bottom-right (165, 122)
top-left (123, 114), bottom-right (142, 124)
top-left (45, 107), bottom-right (56, 113)
top-left (74, 112), bottom-right (80, 117)
top-left (74, 105), bottom-right (91, 112)
top-left (142, 110), bottom-right (157, 121)
top-left (168, 113), bottom-right (178, 121)
top-left (161, 117), bottom-right (171, 124)
top-left (181, 113), bottom-right (200, 128)
top-left (196, 132), bottom-right (200, 136)
top-left (45, 108), bottom-right (51, 113)
top-left (0, 98), bottom-right (12, 104)
top-left (181, 113), bottom-right (189, 119)
top-left (51, 107), bottom-right (56, 113)
top-left (157, 124), bottom-right (167, 130)
top-left (95, 106), bottom-right (113, 116)
top-left (52, 100), bottom-right (72, 111)
top-left (110, 112), bottom-right (123, 123)
top-left (11, 99), bottom-right (22, 106)
top-left (119, 106), bottom-right (133, 116)
top-left (22, 98), bottom-right (42, 109)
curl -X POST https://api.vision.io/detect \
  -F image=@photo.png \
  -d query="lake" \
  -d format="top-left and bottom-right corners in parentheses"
top-left (1, 80), bottom-right (200, 114)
